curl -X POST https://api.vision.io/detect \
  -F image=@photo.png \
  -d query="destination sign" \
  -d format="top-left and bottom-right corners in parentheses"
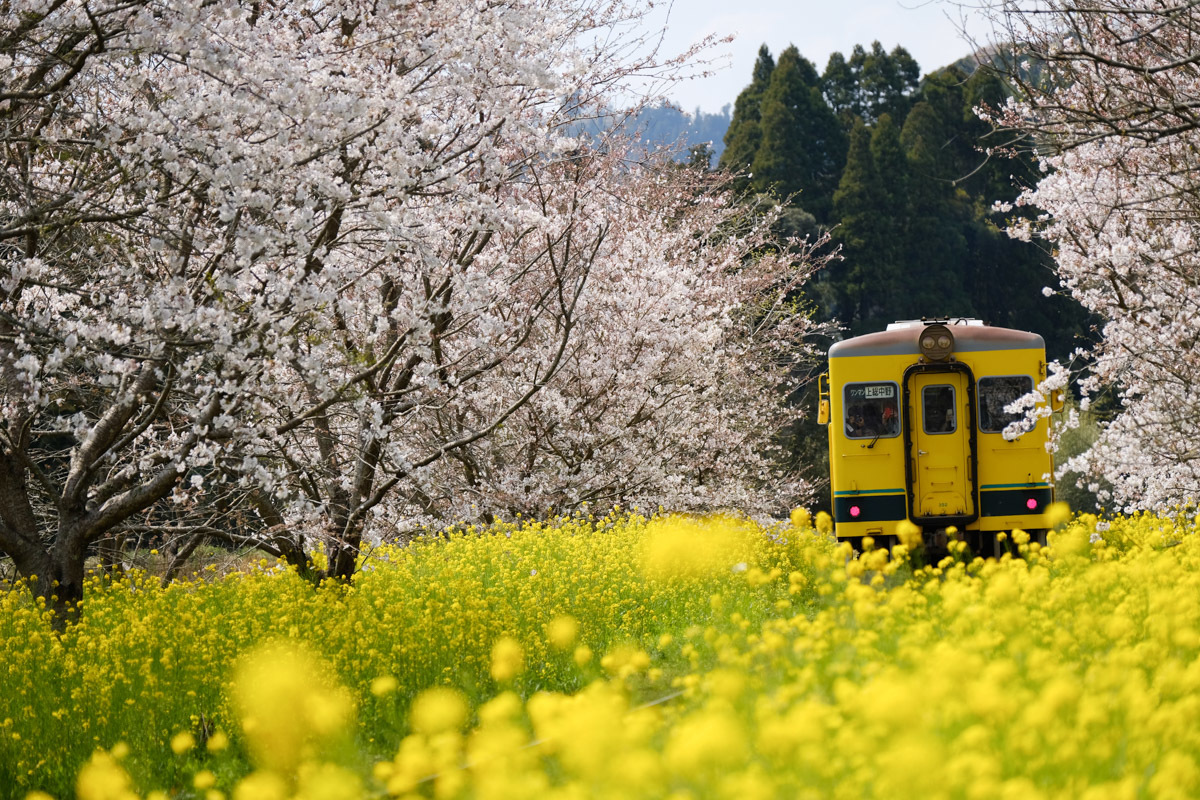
top-left (849, 384), bottom-right (895, 400)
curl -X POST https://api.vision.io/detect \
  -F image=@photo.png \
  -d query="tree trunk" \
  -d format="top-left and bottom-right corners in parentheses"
top-left (44, 522), bottom-right (89, 626)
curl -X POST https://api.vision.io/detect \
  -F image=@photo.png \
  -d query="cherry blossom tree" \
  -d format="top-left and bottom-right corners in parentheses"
top-left (982, 0), bottom-right (1200, 512)
top-left (387, 165), bottom-right (834, 529)
top-left (1, 0), bottom-right (823, 613)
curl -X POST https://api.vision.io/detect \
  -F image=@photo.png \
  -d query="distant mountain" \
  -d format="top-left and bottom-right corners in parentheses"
top-left (623, 102), bottom-right (732, 166)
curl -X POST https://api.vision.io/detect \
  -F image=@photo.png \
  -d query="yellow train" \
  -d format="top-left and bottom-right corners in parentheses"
top-left (818, 319), bottom-right (1061, 556)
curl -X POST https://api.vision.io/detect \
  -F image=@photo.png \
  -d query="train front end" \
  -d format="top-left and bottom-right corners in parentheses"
top-left (821, 319), bottom-right (1058, 554)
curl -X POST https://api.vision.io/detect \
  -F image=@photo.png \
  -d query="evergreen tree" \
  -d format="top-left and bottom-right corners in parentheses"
top-left (829, 120), bottom-right (886, 331)
top-left (751, 45), bottom-right (846, 221)
top-left (823, 114), bottom-right (913, 335)
top-left (687, 142), bottom-right (715, 171)
top-left (898, 101), bottom-right (973, 319)
top-left (866, 114), bottom-right (909, 324)
top-left (822, 51), bottom-right (857, 122)
top-left (959, 68), bottom-right (1031, 202)
top-left (869, 114), bottom-right (908, 212)
top-left (821, 42), bottom-right (921, 125)
top-left (914, 67), bottom-right (987, 189)
top-left (858, 42), bottom-right (921, 123)
top-left (719, 45), bottom-right (775, 191)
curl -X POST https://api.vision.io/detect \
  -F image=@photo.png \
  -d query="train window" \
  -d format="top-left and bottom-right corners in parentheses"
top-left (843, 382), bottom-right (900, 439)
top-left (922, 385), bottom-right (957, 434)
top-left (978, 376), bottom-right (1035, 433)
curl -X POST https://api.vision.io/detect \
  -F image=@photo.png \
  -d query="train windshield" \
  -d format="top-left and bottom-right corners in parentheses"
top-left (978, 376), bottom-right (1035, 433)
top-left (844, 382), bottom-right (900, 438)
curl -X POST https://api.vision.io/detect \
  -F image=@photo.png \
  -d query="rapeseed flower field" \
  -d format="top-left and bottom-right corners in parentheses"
top-left (3, 509), bottom-right (1200, 799)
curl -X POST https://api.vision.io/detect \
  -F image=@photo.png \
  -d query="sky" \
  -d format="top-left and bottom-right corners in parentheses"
top-left (646, 0), bottom-right (997, 114)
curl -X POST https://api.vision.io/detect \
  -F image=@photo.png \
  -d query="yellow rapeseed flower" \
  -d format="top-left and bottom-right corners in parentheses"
top-left (896, 519), bottom-right (923, 550)
top-left (170, 731), bottom-right (196, 755)
top-left (664, 708), bottom-right (748, 777)
top-left (76, 753), bottom-right (137, 800)
top-left (490, 636), bottom-right (525, 683)
top-left (233, 641), bottom-right (352, 773)
top-left (37, 509), bottom-right (1200, 800)
top-left (546, 615), bottom-right (579, 650)
top-left (573, 645), bottom-right (593, 666)
top-left (293, 763), bottom-right (361, 800)
top-left (233, 771), bottom-right (289, 800)
top-left (409, 687), bottom-right (468, 735)
top-left (1046, 501), bottom-right (1072, 529)
top-left (789, 507), bottom-right (812, 530)
top-left (76, 751), bottom-right (137, 800)
top-left (370, 675), bottom-right (399, 697)
top-left (639, 515), bottom-right (753, 582)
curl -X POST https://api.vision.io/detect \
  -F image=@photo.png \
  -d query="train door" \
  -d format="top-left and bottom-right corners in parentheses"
top-left (908, 371), bottom-right (976, 521)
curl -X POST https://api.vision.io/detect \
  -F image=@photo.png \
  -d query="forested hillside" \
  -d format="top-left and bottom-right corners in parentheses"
top-left (716, 42), bottom-right (1089, 361)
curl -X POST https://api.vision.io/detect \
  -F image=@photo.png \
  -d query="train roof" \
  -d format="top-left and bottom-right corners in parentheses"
top-left (829, 320), bottom-right (1045, 359)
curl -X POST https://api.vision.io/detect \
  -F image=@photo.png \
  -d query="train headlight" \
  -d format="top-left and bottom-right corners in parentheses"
top-left (919, 323), bottom-right (955, 361)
